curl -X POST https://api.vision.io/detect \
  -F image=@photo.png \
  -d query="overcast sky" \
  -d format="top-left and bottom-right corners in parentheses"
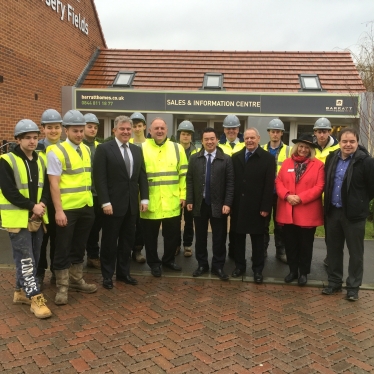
top-left (95, 0), bottom-right (374, 55)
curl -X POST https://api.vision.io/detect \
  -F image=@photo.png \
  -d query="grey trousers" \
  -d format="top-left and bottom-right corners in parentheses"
top-left (326, 207), bottom-right (365, 290)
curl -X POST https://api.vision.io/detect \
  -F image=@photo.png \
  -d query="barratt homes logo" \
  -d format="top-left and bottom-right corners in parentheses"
top-left (326, 99), bottom-right (352, 112)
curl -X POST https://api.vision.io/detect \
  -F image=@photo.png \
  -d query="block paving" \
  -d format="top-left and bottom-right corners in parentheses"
top-left (1, 269), bottom-right (374, 373)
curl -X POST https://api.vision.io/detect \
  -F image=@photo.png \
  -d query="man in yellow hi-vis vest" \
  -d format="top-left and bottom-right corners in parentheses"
top-left (36, 108), bottom-right (63, 289)
top-left (83, 113), bottom-right (102, 270)
top-left (313, 118), bottom-right (339, 164)
top-left (129, 111), bottom-right (148, 264)
top-left (140, 117), bottom-right (188, 277)
top-left (0, 119), bottom-right (52, 319)
top-left (47, 110), bottom-right (97, 306)
top-left (218, 114), bottom-right (245, 156)
top-left (262, 119), bottom-right (290, 264)
top-left (313, 117), bottom-right (340, 268)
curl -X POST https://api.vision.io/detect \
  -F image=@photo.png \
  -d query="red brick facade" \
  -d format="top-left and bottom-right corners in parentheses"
top-left (0, 0), bottom-right (106, 141)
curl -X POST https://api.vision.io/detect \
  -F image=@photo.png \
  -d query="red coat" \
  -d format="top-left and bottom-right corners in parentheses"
top-left (276, 157), bottom-right (325, 227)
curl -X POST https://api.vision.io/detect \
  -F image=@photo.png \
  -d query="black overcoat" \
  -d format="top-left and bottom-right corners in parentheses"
top-left (231, 146), bottom-right (275, 234)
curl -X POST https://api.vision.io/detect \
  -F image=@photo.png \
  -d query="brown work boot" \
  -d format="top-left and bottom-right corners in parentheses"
top-left (13, 289), bottom-right (31, 305)
top-left (54, 269), bottom-right (69, 305)
top-left (87, 257), bottom-right (101, 269)
top-left (184, 246), bottom-right (193, 257)
top-left (69, 263), bottom-right (97, 293)
top-left (30, 294), bottom-right (52, 319)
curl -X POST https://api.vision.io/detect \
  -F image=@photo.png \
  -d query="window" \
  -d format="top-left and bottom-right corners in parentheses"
top-left (281, 121), bottom-right (291, 145)
top-left (296, 124), bottom-right (314, 139)
top-left (113, 71), bottom-right (135, 87)
top-left (299, 74), bottom-right (323, 91)
top-left (202, 73), bottom-right (224, 90)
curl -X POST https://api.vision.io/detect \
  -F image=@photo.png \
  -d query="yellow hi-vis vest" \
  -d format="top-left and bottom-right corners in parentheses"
top-left (0, 153), bottom-right (48, 228)
top-left (140, 139), bottom-right (188, 219)
top-left (219, 141), bottom-right (245, 156)
top-left (262, 143), bottom-right (291, 174)
top-left (315, 143), bottom-right (340, 164)
top-left (47, 142), bottom-right (93, 210)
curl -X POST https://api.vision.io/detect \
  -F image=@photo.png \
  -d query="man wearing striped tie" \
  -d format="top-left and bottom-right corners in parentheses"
top-left (93, 116), bottom-right (149, 290)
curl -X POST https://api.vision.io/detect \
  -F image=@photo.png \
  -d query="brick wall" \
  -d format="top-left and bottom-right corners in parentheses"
top-left (0, 0), bottom-right (106, 142)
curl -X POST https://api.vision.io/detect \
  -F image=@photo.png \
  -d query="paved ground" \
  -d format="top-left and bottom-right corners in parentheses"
top-left (1, 229), bottom-right (374, 373)
top-left (1, 269), bottom-right (374, 373)
top-left (1, 227), bottom-right (374, 287)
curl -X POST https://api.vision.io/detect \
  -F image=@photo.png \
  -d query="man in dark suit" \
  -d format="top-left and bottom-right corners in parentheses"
top-left (231, 127), bottom-right (275, 283)
top-left (186, 128), bottom-right (234, 280)
top-left (93, 116), bottom-right (149, 289)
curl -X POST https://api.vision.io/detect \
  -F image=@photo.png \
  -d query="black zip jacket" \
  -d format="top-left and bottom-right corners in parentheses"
top-left (324, 145), bottom-right (374, 221)
top-left (0, 145), bottom-right (50, 213)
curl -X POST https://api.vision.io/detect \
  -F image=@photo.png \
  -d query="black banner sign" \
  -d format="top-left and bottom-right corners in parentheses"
top-left (75, 89), bottom-right (359, 117)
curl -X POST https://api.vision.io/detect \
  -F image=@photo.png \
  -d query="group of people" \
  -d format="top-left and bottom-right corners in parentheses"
top-left (1, 109), bottom-right (373, 321)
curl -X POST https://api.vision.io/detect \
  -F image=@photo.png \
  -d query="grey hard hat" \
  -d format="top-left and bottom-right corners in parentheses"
top-left (40, 109), bottom-right (62, 125)
top-left (14, 119), bottom-right (40, 138)
top-left (84, 113), bottom-right (100, 125)
top-left (177, 120), bottom-right (194, 133)
top-left (130, 112), bottom-right (146, 124)
top-left (223, 115), bottom-right (240, 128)
top-left (267, 119), bottom-right (285, 131)
top-left (314, 117), bottom-right (332, 130)
top-left (62, 110), bottom-right (86, 126)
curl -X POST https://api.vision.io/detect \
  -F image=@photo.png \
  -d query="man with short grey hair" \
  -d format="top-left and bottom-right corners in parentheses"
top-left (93, 115), bottom-right (149, 290)
top-left (140, 118), bottom-right (188, 277)
top-left (231, 128), bottom-right (275, 283)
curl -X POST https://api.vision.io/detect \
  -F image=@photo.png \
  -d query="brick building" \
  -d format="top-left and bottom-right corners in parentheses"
top-left (0, 0), bottom-right (106, 143)
top-left (1, 2), bottom-right (366, 146)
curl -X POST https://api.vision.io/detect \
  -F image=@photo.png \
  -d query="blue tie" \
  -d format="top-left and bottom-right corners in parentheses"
top-left (245, 151), bottom-right (252, 162)
top-left (205, 154), bottom-right (212, 205)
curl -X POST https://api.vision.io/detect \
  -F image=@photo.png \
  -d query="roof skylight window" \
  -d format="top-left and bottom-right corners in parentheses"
top-left (202, 73), bottom-right (224, 90)
top-left (299, 74), bottom-right (323, 91)
top-left (113, 71), bottom-right (135, 87)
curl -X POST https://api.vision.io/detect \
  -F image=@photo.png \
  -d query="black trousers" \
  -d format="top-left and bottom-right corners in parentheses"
top-left (37, 203), bottom-right (56, 275)
top-left (234, 233), bottom-right (265, 273)
top-left (326, 207), bottom-right (365, 290)
top-left (53, 205), bottom-right (95, 270)
top-left (100, 210), bottom-right (137, 279)
top-left (227, 216), bottom-right (235, 257)
top-left (264, 193), bottom-right (284, 250)
top-left (283, 224), bottom-right (316, 275)
top-left (179, 206), bottom-right (194, 247)
top-left (86, 196), bottom-right (103, 259)
top-left (141, 216), bottom-right (180, 269)
top-left (133, 210), bottom-right (144, 250)
top-left (194, 201), bottom-right (226, 271)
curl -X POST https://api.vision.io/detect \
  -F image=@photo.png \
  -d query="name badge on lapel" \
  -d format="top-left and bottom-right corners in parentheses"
top-left (287, 169), bottom-right (294, 172)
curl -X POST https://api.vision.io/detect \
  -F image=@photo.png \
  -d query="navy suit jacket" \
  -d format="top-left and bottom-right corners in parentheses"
top-left (93, 139), bottom-right (148, 216)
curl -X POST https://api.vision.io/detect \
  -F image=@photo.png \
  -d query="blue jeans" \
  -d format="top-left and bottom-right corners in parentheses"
top-left (9, 227), bottom-right (43, 298)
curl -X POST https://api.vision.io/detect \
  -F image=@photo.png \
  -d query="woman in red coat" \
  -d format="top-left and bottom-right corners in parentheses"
top-left (275, 134), bottom-right (324, 286)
